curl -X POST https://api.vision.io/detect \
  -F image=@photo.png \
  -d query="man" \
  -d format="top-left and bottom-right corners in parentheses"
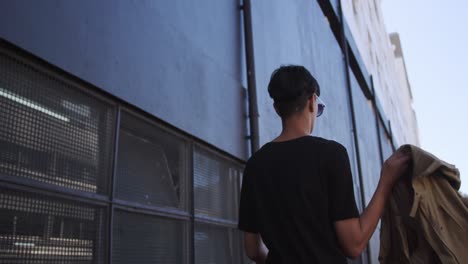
top-left (238, 65), bottom-right (409, 263)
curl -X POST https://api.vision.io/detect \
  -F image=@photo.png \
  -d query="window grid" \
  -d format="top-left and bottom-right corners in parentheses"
top-left (193, 143), bottom-right (245, 264)
top-left (0, 46), bottom-right (246, 264)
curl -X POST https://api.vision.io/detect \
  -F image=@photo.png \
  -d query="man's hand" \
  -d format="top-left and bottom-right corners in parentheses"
top-left (380, 148), bottom-right (411, 188)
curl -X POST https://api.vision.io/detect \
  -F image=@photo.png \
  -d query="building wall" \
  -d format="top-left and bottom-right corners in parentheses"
top-left (0, 0), bottom-right (248, 160)
top-left (390, 33), bottom-right (420, 146)
top-left (0, 1), bottom-right (400, 263)
top-left (341, 0), bottom-right (419, 147)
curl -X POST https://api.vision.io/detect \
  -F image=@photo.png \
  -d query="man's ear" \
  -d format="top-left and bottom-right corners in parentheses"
top-left (308, 96), bottom-right (315, 113)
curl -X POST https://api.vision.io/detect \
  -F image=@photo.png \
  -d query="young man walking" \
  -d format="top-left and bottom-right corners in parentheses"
top-left (238, 65), bottom-right (409, 263)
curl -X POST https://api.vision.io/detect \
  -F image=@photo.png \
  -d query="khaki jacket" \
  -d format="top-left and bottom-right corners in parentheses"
top-left (379, 145), bottom-right (468, 264)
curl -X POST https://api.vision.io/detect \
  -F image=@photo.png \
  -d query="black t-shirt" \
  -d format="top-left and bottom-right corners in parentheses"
top-left (238, 136), bottom-right (359, 264)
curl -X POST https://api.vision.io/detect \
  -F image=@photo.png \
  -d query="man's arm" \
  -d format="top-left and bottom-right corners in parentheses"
top-left (334, 180), bottom-right (392, 258)
top-left (238, 162), bottom-right (268, 263)
top-left (244, 232), bottom-right (269, 263)
top-left (334, 149), bottom-right (409, 259)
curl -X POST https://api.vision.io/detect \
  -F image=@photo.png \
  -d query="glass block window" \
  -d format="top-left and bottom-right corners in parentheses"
top-left (0, 45), bottom-right (246, 264)
top-left (194, 147), bottom-right (242, 221)
top-left (193, 146), bottom-right (244, 263)
top-left (112, 210), bottom-right (185, 264)
top-left (0, 53), bottom-right (115, 194)
top-left (115, 111), bottom-right (187, 209)
top-left (194, 223), bottom-right (241, 264)
top-left (0, 188), bottom-right (107, 263)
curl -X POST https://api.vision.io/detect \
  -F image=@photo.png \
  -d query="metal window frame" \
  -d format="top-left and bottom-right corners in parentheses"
top-left (107, 106), bottom-right (120, 264)
top-left (192, 142), bottom-right (245, 263)
top-left (0, 44), bottom-right (118, 198)
top-left (108, 106), bottom-right (193, 263)
top-left (0, 42), bottom-right (118, 264)
top-left (117, 107), bottom-right (191, 212)
top-left (192, 142), bottom-right (244, 224)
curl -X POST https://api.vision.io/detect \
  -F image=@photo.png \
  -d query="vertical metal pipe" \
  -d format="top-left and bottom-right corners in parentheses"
top-left (372, 78), bottom-right (385, 166)
top-left (338, 1), bottom-right (366, 223)
top-left (338, 2), bottom-right (370, 263)
top-left (388, 121), bottom-right (396, 151)
top-left (188, 143), bottom-right (195, 264)
top-left (241, 0), bottom-right (260, 154)
top-left (107, 106), bottom-right (121, 264)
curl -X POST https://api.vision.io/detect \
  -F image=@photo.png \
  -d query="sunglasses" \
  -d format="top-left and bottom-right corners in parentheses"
top-left (314, 94), bottom-right (325, 117)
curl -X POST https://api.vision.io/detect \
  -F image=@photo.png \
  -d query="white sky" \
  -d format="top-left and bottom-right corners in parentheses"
top-left (382, 0), bottom-right (468, 194)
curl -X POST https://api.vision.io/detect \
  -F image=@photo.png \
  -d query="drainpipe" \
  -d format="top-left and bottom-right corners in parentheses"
top-left (372, 77), bottom-right (385, 166)
top-left (338, 0), bottom-right (366, 220)
top-left (338, 2), bottom-right (371, 263)
top-left (241, 0), bottom-right (260, 154)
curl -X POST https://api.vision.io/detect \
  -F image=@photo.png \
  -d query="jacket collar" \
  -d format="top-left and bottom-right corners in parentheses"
top-left (402, 144), bottom-right (460, 190)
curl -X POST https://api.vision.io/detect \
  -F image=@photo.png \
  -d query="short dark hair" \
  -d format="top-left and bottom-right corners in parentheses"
top-left (267, 65), bottom-right (320, 119)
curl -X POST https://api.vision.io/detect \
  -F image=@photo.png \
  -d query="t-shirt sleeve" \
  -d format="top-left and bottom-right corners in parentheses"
top-left (328, 143), bottom-right (360, 221)
top-left (238, 164), bottom-right (259, 233)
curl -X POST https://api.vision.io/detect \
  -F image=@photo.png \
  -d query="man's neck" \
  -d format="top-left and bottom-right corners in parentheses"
top-left (275, 121), bottom-right (311, 142)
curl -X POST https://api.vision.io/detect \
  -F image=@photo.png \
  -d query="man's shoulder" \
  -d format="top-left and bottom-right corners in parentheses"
top-left (248, 136), bottom-right (345, 160)
top-left (307, 136), bottom-right (346, 151)
top-left (304, 137), bottom-right (349, 162)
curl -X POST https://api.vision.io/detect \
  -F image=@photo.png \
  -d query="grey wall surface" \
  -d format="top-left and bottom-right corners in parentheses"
top-left (0, 0), bottom-right (248, 159)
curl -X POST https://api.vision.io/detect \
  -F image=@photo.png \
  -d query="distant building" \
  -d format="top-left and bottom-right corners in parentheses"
top-left (342, 0), bottom-right (420, 146)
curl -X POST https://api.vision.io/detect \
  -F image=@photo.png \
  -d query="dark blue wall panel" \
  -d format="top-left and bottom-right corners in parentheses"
top-left (251, 0), bottom-right (364, 212)
top-left (252, 0), bottom-right (346, 144)
top-left (0, 0), bottom-right (247, 159)
top-left (380, 122), bottom-right (394, 161)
